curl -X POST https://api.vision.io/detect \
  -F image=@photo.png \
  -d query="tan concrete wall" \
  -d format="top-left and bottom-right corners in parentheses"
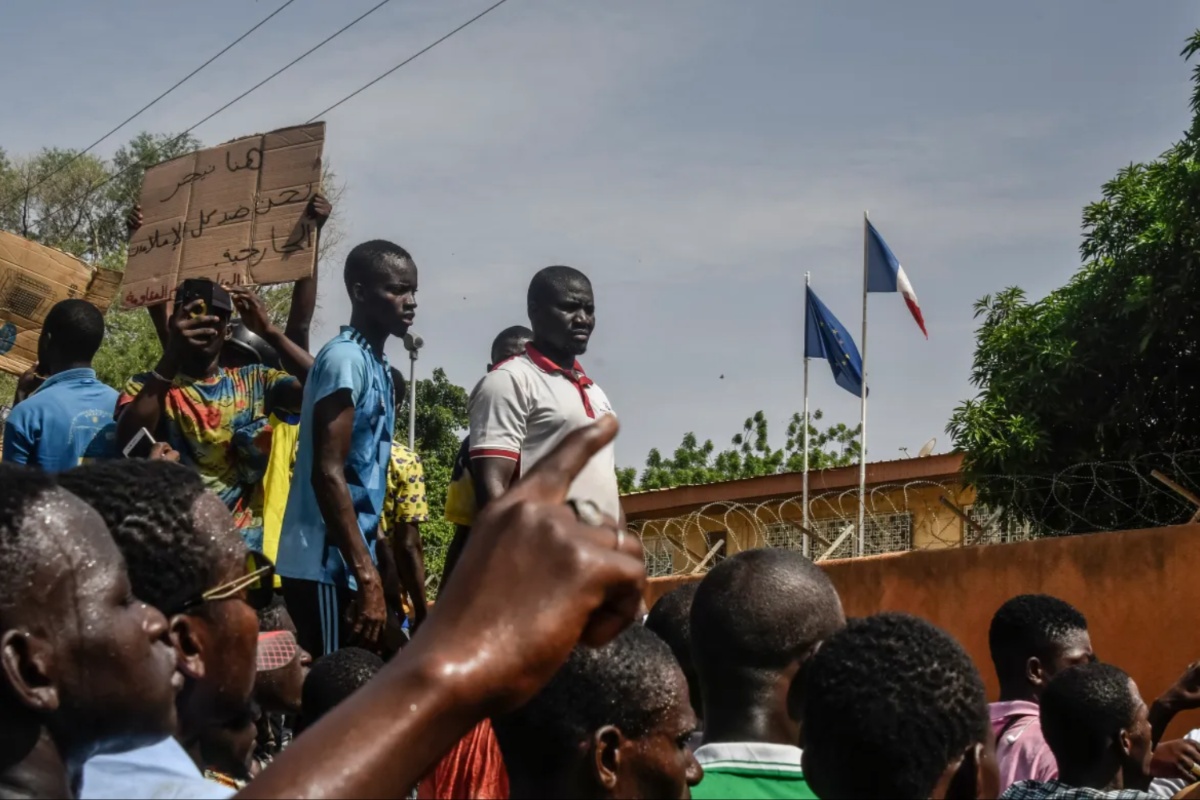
top-left (645, 523), bottom-right (1200, 741)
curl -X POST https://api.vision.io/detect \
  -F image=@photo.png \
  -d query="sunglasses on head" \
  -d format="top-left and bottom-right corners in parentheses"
top-left (167, 550), bottom-right (275, 617)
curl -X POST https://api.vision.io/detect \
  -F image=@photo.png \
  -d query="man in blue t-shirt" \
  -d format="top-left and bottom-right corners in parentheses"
top-left (277, 239), bottom-right (418, 657)
top-left (3, 299), bottom-right (119, 470)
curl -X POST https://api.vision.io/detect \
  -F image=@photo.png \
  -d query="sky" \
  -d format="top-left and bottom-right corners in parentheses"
top-left (3, 0), bottom-right (1199, 474)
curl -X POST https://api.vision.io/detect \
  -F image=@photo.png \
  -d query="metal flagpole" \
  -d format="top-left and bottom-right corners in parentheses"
top-left (802, 271), bottom-right (812, 558)
top-left (857, 212), bottom-right (870, 557)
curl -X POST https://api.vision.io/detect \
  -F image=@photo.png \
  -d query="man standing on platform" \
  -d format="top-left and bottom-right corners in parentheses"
top-left (276, 240), bottom-right (416, 657)
top-left (468, 266), bottom-right (621, 526)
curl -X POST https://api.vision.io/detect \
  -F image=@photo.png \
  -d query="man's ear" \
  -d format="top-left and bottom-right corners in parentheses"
top-left (349, 282), bottom-right (366, 305)
top-left (592, 725), bottom-right (624, 791)
top-left (169, 614), bottom-right (205, 681)
top-left (1027, 656), bottom-right (1048, 689)
top-left (0, 629), bottom-right (60, 712)
top-left (936, 742), bottom-right (997, 800)
top-left (1119, 727), bottom-right (1134, 758)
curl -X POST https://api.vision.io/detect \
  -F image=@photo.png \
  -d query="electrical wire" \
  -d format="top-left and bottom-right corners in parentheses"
top-left (0, 0), bottom-right (299, 215)
top-left (306, 0), bottom-right (512, 122)
top-left (15, 0), bottom-right (394, 226)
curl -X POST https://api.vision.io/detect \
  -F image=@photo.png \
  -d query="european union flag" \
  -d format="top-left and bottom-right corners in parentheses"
top-left (805, 286), bottom-right (865, 398)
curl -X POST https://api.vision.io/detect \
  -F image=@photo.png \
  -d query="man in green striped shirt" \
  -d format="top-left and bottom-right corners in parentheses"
top-left (688, 549), bottom-right (845, 800)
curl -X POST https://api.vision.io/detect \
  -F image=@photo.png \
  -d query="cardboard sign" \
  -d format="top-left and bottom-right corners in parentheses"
top-left (120, 122), bottom-right (324, 309)
top-left (0, 230), bottom-right (122, 376)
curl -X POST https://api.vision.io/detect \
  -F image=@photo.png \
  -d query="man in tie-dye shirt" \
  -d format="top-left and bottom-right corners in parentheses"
top-left (116, 281), bottom-right (313, 551)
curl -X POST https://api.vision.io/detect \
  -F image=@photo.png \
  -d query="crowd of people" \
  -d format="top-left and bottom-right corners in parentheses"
top-left (4, 196), bottom-right (1200, 799)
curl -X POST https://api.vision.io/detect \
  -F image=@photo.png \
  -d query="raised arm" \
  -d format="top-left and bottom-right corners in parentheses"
top-left (1151, 661), bottom-right (1200, 745)
top-left (310, 389), bottom-right (387, 649)
top-left (237, 416), bottom-right (646, 800)
top-left (229, 286), bottom-right (314, 383)
top-left (283, 194), bottom-right (331, 352)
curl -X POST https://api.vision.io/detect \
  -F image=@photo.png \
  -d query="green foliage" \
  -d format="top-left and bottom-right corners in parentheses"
top-left (396, 367), bottom-right (471, 590)
top-left (622, 409), bottom-right (861, 492)
top-left (1, 132), bottom-right (203, 394)
top-left (0, 132), bottom-right (201, 263)
top-left (947, 31), bottom-right (1200, 532)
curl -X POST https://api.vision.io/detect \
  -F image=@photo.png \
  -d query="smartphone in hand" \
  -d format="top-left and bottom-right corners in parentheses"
top-left (123, 427), bottom-right (156, 459)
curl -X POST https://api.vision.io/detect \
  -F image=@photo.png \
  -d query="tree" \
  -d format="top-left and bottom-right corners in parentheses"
top-left (619, 409), bottom-right (861, 493)
top-left (946, 31), bottom-right (1200, 533)
top-left (396, 367), bottom-right (470, 589)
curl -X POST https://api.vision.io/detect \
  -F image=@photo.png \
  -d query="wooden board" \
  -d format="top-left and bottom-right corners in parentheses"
top-left (0, 229), bottom-right (122, 376)
top-left (120, 122), bottom-right (324, 309)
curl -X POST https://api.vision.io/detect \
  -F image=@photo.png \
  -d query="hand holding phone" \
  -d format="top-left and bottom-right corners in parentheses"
top-left (123, 427), bottom-right (156, 459)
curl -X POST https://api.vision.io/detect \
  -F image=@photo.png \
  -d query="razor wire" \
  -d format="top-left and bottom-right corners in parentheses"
top-left (628, 450), bottom-right (1200, 578)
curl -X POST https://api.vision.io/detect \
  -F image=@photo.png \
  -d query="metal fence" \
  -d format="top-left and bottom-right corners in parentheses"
top-left (628, 451), bottom-right (1200, 578)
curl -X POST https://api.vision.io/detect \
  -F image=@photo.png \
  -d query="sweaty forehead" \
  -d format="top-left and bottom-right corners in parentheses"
top-left (9, 489), bottom-right (120, 611)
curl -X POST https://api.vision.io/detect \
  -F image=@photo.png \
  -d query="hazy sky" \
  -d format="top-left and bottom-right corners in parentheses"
top-left (3, 1), bottom-right (1198, 473)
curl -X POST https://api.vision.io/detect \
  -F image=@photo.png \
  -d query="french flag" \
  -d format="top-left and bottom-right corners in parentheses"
top-left (865, 218), bottom-right (927, 338)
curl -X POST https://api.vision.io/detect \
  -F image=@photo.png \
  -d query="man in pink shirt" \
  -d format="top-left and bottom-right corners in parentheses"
top-left (988, 594), bottom-right (1095, 793)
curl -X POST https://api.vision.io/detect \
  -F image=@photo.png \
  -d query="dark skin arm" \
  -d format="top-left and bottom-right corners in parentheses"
top-left (237, 416), bottom-right (646, 800)
top-left (1151, 661), bottom-right (1200, 745)
top-left (283, 194), bottom-right (330, 352)
top-left (440, 524), bottom-right (471, 590)
top-left (116, 299), bottom-right (219, 447)
top-left (374, 537), bottom-right (408, 658)
top-left (229, 287), bottom-right (314, 383)
top-left (472, 457), bottom-right (519, 509)
top-left (392, 520), bottom-right (427, 629)
top-left (311, 389), bottom-right (387, 648)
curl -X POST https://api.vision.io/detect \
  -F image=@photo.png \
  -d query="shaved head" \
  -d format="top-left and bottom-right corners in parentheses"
top-left (693, 548), bottom-right (844, 675)
top-left (692, 547), bottom-right (844, 733)
top-left (527, 266), bottom-right (590, 308)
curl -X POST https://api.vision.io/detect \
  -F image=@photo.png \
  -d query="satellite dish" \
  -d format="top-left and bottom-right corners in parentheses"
top-left (917, 437), bottom-right (937, 458)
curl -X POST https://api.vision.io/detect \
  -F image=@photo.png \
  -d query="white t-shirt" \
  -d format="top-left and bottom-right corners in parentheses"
top-left (468, 345), bottom-right (621, 521)
top-left (1150, 728), bottom-right (1200, 797)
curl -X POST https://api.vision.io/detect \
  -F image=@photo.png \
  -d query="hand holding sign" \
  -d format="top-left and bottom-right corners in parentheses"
top-left (121, 123), bottom-right (325, 309)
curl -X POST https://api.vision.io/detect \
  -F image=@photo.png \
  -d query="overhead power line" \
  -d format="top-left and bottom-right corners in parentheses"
top-left (0, 0), bottom-right (299, 214)
top-left (8, 0), bottom-right (393, 224)
top-left (306, 0), bottom-right (513, 121)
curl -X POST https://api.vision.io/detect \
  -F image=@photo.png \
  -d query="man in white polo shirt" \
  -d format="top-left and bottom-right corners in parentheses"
top-left (468, 265), bottom-right (621, 524)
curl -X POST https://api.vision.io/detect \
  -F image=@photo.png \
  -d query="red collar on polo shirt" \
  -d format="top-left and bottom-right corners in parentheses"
top-left (524, 342), bottom-right (596, 418)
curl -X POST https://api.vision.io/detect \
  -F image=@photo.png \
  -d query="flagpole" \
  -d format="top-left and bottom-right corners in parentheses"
top-left (802, 271), bottom-right (811, 558)
top-left (857, 212), bottom-right (869, 557)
